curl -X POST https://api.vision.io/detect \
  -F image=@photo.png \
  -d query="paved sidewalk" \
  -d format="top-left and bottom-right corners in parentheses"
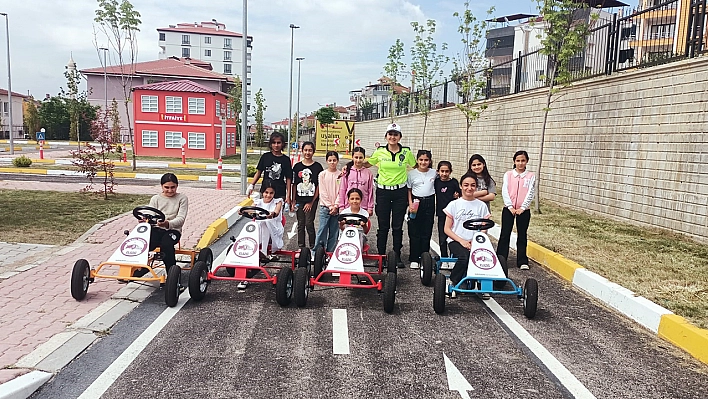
top-left (0, 181), bottom-right (243, 385)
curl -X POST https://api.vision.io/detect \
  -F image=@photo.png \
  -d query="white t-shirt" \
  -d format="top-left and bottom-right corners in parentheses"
top-left (443, 198), bottom-right (491, 243)
top-left (407, 169), bottom-right (437, 197)
top-left (341, 207), bottom-right (369, 232)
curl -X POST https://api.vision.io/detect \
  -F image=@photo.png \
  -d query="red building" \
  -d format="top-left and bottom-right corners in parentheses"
top-left (132, 80), bottom-right (237, 159)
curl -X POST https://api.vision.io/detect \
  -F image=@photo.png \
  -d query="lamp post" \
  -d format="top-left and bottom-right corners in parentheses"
top-left (99, 47), bottom-right (108, 111)
top-left (0, 13), bottom-right (13, 154)
top-left (287, 23), bottom-right (299, 157)
top-left (295, 57), bottom-right (304, 143)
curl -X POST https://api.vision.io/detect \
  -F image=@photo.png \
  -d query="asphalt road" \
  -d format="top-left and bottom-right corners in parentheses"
top-left (32, 214), bottom-right (708, 399)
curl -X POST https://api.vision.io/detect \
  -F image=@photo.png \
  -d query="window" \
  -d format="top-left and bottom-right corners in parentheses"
top-left (142, 130), bottom-right (158, 147)
top-left (141, 95), bottom-right (158, 112)
top-left (216, 100), bottom-right (221, 116)
top-left (166, 96), bottom-right (182, 113)
top-left (182, 48), bottom-right (190, 58)
top-left (188, 97), bottom-right (205, 114)
top-left (224, 51), bottom-right (232, 61)
top-left (2, 101), bottom-right (8, 115)
top-left (620, 25), bottom-right (637, 40)
top-left (204, 36), bottom-right (211, 44)
top-left (159, 32), bottom-right (165, 41)
top-left (224, 64), bottom-right (232, 74)
top-left (649, 24), bottom-right (675, 39)
top-left (188, 132), bottom-right (206, 149)
top-left (182, 34), bottom-right (190, 45)
top-left (165, 131), bottom-right (183, 148)
top-left (216, 133), bottom-right (221, 149)
top-left (224, 38), bottom-right (232, 48)
top-left (231, 133), bottom-right (236, 147)
top-left (204, 49), bottom-right (211, 57)
top-left (226, 103), bottom-right (232, 118)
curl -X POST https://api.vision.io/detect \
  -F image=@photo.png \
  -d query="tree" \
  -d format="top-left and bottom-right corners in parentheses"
top-left (94, 0), bottom-right (141, 170)
top-left (358, 97), bottom-right (375, 121)
top-left (23, 99), bottom-right (41, 140)
top-left (71, 109), bottom-right (117, 199)
top-left (314, 106), bottom-right (338, 151)
top-left (409, 19), bottom-right (448, 149)
top-left (383, 39), bottom-right (406, 121)
top-left (452, 3), bottom-right (494, 161)
top-left (37, 96), bottom-right (98, 141)
top-left (109, 98), bottom-right (121, 142)
top-left (254, 88), bottom-right (266, 148)
top-left (227, 76), bottom-right (242, 127)
top-left (534, 0), bottom-right (596, 212)
top-left (63, 62), bottom-right (83, 142)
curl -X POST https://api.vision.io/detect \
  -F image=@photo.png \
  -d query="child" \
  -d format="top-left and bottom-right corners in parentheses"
top-left (497, 150), bottom-right (536, 270)
top-left (314, 151), bottom-right (340, 253)
top-left (406, 150), bottom-right (437, 269)
top-left (443, 172), bottom-right (491, 296)
top-left (337, 147), bottom-right (374, 215)
top-left (248, 132), bottom-right (292, 202)
top-left (291, 141), bottom-right (323, 250)
top-left (468, 154), bottom-right (496, 212)
top-left (339, 188), bottom-right (370, 249)
top-left (434, 161), bottom-right (461, 264)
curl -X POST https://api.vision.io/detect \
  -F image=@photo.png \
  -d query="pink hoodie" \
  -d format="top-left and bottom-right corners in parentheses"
top-left (337, 167), bottom-right (374, 211)
top-left (501, 169), bottom-right (536, 211)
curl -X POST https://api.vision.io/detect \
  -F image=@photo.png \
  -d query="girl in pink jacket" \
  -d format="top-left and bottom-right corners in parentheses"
top-left (496, 150), bottom-right (536, 270)
top-left (337, 147), bottom-right (374, 214)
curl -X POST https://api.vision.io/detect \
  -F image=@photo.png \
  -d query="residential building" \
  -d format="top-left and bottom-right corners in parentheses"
top-left (0, 88), bottom-right (27, 139)
top-left (349, 77), bottom-right (410, 119)
top-left (628, 0), bottom-right (693, 65)
top-left (132, 80), bottom-right (237, 159)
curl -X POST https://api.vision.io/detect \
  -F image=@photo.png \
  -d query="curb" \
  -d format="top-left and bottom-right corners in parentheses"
top-left (196, 197), bottom-right (254, 249)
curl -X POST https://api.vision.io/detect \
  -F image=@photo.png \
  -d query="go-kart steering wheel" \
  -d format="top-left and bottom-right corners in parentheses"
top-left (338, 213), bottom-right (368, 226)
top-left (239, 206), bottom-right (271, 220)
top-left (463, 218), bottom-right (495, 231)
top-left (133, 206), bottom-right (166, 223)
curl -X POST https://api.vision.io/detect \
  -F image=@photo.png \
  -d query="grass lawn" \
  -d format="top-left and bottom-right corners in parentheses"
top-left (115, 152), bottom-right (262, 165)
top-left (0, 190), bottom-right (151, 245)
top-left (489, 199), bottom-right (708, 329)
top-left (23, 163), bottom-right (244, 178)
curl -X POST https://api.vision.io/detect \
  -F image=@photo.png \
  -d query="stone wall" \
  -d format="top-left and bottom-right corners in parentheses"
top-left (354, 57), bottom-right (708, 241)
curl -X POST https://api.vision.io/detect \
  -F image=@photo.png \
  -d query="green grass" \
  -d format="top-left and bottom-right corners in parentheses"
top-left (116, 152), bottom-right (262, 165)
top-left (23, 163), bottom-right (244, 178)
top-left (0, 190), bottom-right (151, 245)
top-left (489, 199), bottom-right (708, 329)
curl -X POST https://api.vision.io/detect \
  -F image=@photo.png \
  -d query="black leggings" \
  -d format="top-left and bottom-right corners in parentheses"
top-left (407, 195), bottom-right (435, 262)
top-left (496, 208), bottom-right (531, 267)
top-left (150, 228), bottom-right (182, 269)
top-left (375, 187), bottom-right (408, 256)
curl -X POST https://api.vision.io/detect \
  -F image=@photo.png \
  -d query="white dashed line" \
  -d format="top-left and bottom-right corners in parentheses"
top-left (332, 309), bottom-right (350, 355)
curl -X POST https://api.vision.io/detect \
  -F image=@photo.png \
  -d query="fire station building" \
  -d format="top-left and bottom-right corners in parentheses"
top-left (132, 80), bottom-right (237, 159)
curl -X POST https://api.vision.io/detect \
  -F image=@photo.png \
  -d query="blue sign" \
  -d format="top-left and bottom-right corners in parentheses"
top-left (36, 132), bottom-right (45, 141)
top-left (292, 142), bottom-right (298, 149)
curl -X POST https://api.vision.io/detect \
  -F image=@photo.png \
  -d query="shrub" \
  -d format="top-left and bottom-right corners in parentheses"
top-left (13, 155), bottom-right (32, 168)
top-left (248, 165), bottom-right (257, 177)
top-left (116, 144), bottom-right (122, 154)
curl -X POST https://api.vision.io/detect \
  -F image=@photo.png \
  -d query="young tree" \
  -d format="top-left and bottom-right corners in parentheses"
top-left (71, 109), bottom-right (117, 199)
top-left (358, 97), bottom-right (375, 120)
top-left (254, 88), bottom-right (266, 148)
top-left (383, 39), bottom-right (406, 121)
top-left (314, 106), bottom-right (338, 151)
top-left (534, 0), bottom-right (595, 212)
top-left (409, 19), bottom-right (449, 149)
top-left (23, 98), bottom-right (41, 140)
top-left (94, 0), bottom-right (141, 170)
top-left (64, 62), bottom-right (83, 142)
top-left (109, 98), bottom-right (121, 143)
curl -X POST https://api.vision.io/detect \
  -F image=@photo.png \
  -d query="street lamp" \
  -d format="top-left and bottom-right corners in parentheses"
top-left (0, 12), bottom-right (13, 154)
top-left (295, 57), bottom-right (304, 142)
top-left (287, 23), bottom-right (299, 157)
top-left (99, 47), bottom-right (109, 111)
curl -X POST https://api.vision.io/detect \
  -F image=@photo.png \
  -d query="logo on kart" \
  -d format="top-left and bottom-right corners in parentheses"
top-left (345, 230), bottom-right (356, 238)
top-left (120, 237), bottom-right (148, 257)
top-left (470, 248), bottom-right (497, 270)
top-left (335, 243), bottom-right (360, 264)
top-left (475, 235), bottom-right (486, 243)
top-left (246, 224), bottom-right (256, 233)
top-left (233, 237), bottom-right (258, 258)
top-left (137, 225), bottom-right (148, 233)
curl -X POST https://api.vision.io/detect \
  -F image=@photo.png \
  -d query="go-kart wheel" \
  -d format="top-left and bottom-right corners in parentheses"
top-left (133, 206), bottom-right (166, 223)
top-left (433, 273), bottom-right (447, 314)
top-left (386, 251), bottom-right (398, 273)
top-left (383, 272), bottom-right (397, 314)
top-left (188, 260), bottom-right (209, 301)
top-left (313, 246), bottom-right (326, 277)
top-left (238, 206), bottom-right (271, 220)
top-left (462, 218), bottom-right (495, 231)
top-left (298, 247), bottom-right (311, 274)
top-left (225, 245), bottom-right (236, 277)
top-left (197, 247), bottom-right (213, 272)
top-left (420, 252), bottom-right (433, 286)
top-left (165, 266), bottom-right (181, 307)
top-left (71, 259), bottom-right (91, 301)
top-left (275, 267), bottom-right (294, 306)
top-left (293, 267), bottom-right (309, 308)
top-left (523, 278), bottom-right (539, 319)
top-left (494, 255), bottom-right (509, 290)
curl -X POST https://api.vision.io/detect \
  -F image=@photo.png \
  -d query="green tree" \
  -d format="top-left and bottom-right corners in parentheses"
top-left (383, 39), bottom-right (406, 121)
top-left (71, 109), bottom-right (117, 199)
top-left (109, 98), bottom-right (121, 142)
top-left (38, 97), bottom-right (69, 140)
top-left (358, 97), bottom-right (374, 120)
top-left (314, 106), bottom-right (338, 151)
top-left (23, 99), bottom-right (41, 140)
top-left (227, 76), bottom-right (242, 126)
top-left (63, 63), bottom-right (83, 142)
top-left (94, 0), bottom-right (141, 170)
top-left (254, 88), bottom-right (266, 148)
top-left (410, 19), bottom-right (449, 149)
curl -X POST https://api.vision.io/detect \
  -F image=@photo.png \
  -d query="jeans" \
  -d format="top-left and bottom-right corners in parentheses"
top-left (314, 205), bottom-right (339, 252)
top-left (407, 195), bottom-right (435, 262)
top-left (496, 207), bottom-right (531, 267)
top-left (375, 187), bottom-right (408, 256)
top-left (448, 240), bottom-right (470, 285)
top-left (296, 201), bottom-right (318, 248)
top-left (437, 215), bottom-right (450, 258)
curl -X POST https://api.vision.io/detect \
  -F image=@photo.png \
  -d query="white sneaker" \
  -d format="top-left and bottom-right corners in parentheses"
top-left (519, 264), bottom-right (529, 270)
top-left (237, 281), bottom-right (249, 290)
top-left (480, 293), bottom-right (491, 300)
top-left (443, 262), bottom-right (454, 270)
top-left (410, 262), bottom-right (419, 269)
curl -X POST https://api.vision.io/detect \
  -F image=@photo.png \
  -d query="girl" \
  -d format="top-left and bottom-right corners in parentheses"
top-left (314, 151), bottom-right (341, 253)
top-left (337, 146), bottom-right (374, 215)
top-left (443, 172), bottom-right (491, 294)
top-left (434, 161), bottom-right (461, 262)
top-left (134, 173), bottom-right (189, 277)
top-left (406, 150), bottom-right (437, 269)
top-left (291, 141), bottom-right (323, 250)
top-left (468, 154), bottom-right (496, 212)
top-left (497, 150), bottom-right (536, 270)
top-left (339, 188), bottom-right (371, 249)
top-left (248, 132), bottom-right (292, 202)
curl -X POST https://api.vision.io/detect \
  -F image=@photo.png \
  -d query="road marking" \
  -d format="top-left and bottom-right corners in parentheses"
top-left (444, 353), bottom-right (474, 399)
top-left (332, 309), bottom-right (350, 355)
top-left (484, 299), bottom-right (596, 399)
top-left (287, 221), bottom-right (298, 239)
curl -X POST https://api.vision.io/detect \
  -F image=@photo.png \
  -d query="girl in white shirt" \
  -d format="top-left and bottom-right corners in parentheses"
top-left (254, 182), bottom-right (285, 255)
top-left (339, 188), bottom-right (370, 249)
top-left (406, 150), bottom-right (437, 268)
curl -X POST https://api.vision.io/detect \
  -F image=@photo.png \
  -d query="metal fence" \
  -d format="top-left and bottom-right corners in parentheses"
top-left (359, 0), bottom-right (707, 121)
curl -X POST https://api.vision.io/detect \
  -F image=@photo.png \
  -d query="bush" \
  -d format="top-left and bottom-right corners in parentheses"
top-left (248, 165), bottom-right (257, 177)
top-left (13, 155), bottom-right (32, 168)
top-left (116, 144), bottom-right (122, 154)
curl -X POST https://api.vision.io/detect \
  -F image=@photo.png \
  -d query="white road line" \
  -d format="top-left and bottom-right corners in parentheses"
top-left (483, 299), bottom-right (596, 399)
top-left (444, 353), bottom-right (474, 398)
top-left (332, 309), bottom-right (350, 355)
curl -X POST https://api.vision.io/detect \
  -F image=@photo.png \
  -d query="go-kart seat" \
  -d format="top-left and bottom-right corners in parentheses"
top-left (362, 243), bottom-right (371, 254)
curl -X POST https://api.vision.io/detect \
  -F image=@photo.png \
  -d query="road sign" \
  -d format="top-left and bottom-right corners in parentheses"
top-left (36, 132), bottom-right (45, 141)
top-left (292, 142), bottom-right (298, 149)
top-left (334, 138), bottom-right (340, 146)
top-left (355, 139), bottom-right (361, 146)
top-left (179, 137), bottom-right (187, 147)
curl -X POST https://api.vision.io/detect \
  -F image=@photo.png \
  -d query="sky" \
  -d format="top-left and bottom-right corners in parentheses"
top-left (0, 0), bottom-right (545, 123)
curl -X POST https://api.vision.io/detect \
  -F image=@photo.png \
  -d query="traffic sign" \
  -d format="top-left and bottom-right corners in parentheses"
top-left (374, 142), bottom-right (380, 148)
top-left (292, 142), bottom-right (298, 149)
top-left (36, 132), bottom-right (45, 141)
top-left (333, 138), bottom-right (340, 146)
top-left (355, 139), bottom-right (361, 146)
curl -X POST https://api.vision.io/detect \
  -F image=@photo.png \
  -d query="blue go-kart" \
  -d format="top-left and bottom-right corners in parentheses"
top-left (420, 218), bottom-right (538, 318)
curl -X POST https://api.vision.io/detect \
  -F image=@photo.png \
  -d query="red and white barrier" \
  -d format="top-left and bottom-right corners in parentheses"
top-left (181, 147), bottom-right (186, 165)
top-left (122, 145), bottom-right (127, 162)
top-left (39, 141), bottom-right (44, 160)
top-left (216, 158), bottom-right (223, 190)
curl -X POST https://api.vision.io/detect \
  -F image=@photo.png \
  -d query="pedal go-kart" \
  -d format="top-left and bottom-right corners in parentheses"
top-left (70, 206), bottom-right (213, 307)
top-left (299, 213), bottom-right (397, 313)
top-left (188, 206), bottom-right (310, 306)
top-left (423, 218), bottom-right (538, 318)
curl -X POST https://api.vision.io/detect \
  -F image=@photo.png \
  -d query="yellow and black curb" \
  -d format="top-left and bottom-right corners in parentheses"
top-left (196, 197), bottom-right (254, 249)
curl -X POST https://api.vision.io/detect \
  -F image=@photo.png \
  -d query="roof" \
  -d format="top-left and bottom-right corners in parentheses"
top-left (132, 80), bottom-right (227, 96)
top-left (157, 24), bottom-right (253, 40)
top-left (487, 14), bottom-right (537, 23)
top-left (0, 88), bottom-right (27, 98)
top-left (332, 106), bottom-right (348, 113)
top-left (80, 57), bottom-right (234, 82)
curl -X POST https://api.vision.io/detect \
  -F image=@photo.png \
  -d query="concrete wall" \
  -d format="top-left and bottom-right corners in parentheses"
top-left (354, 56), bottom-right (708, 241)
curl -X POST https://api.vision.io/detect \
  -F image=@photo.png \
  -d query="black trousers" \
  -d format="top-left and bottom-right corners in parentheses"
top-left (407, 195), bottom-right (435, 262)
top-left (296, 201), bottom-right (318, 248)
top-left (496, 207), bottom-right (531, 267)
top-left (150, 228), bottom-right (182, 269)
top-left (448, 240), bottom-right (470, 285)
top-left (437, 215), bottom-right (450, 258)
top-left (375, 187), bottom-right (408, 256)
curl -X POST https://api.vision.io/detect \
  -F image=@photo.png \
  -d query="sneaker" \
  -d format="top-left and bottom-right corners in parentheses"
top-left (396, 254), bottom-right (405, 269)
top-left (409, 262), bottom-right (419, 269)
top-left (519, 264), bottom-right (529, 270)
top-left (267, 255), bottom-right (279, 262)
top-left (132, 268), bottom-right (149, 278)
top-left (480, 293), bottom-right (491, 300)
top-left (237, 281), bottom-right (249, 290)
